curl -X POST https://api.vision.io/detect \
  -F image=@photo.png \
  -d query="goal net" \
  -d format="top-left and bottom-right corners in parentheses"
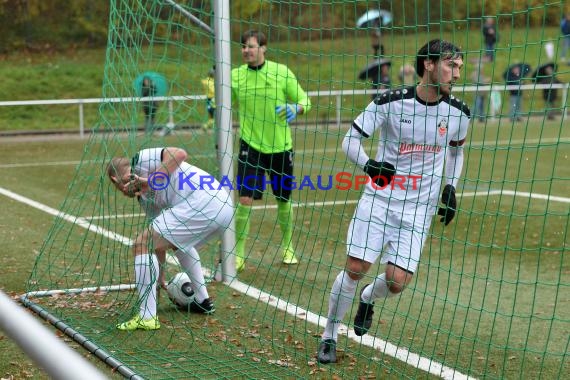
top-left (25, 1), bottom-right (568, 379)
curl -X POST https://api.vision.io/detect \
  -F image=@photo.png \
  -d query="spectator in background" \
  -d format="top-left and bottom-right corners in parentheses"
top-left (398, 64), bottom-right (417, 86)
top-left (371, 29), bottom-right (384, 57)
top-left (141, 76), bottom-right (159, 134)
top-left (537, 65), bottom-right (561, 120)
top-left (470, 62), bottom-right (491, 123)
top-left (372, 60), bottom-right (391, 94)
top-left (504, 64), bottom-right (524, 122)
top-left (359, 59), bottom-right (392, 99)
top-left (561, 13), bottom-right (570, 63)
top-left (482, 17), bottom-right (498, 62)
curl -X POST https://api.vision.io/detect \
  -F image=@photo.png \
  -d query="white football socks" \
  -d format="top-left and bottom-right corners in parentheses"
top-left (361, 273), bottom-right (396, 303)
top-left (175, 247), bottom-right (208, 303)
top-left (322, 271), bottom-right (357, 341)
top-left (134, 253), bottom-right (159, 320)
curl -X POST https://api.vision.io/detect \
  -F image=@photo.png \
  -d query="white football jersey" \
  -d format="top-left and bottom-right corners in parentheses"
top-left (132, 148), bottom-right (230, 219)
top-left (353, 86), bottom-right (470, 215)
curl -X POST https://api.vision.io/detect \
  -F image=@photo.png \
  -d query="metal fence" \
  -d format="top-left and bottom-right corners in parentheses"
top-left (0, 83), bottom-right (567, 137)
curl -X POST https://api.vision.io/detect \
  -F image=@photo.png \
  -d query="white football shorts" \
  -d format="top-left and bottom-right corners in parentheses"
top-left (152, 194), bottom-right (234, 251)
top-left (346, 195), bottom-right (432, 273)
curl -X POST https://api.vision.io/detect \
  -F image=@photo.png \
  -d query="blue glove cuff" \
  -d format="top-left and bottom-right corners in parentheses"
top-left (276, 104), bottom-right (300, 123)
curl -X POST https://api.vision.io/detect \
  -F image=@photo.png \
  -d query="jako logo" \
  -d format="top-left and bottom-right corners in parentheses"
top-left (400, 118), bottom-right (412, 124)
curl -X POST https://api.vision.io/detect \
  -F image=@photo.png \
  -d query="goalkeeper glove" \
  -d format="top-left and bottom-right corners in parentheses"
top-left (276, 104), bottom-right (301, 123)
top-left (438, 184), bottom-right (457, 225)
top-left (363, 159), bottom-right (396, 188)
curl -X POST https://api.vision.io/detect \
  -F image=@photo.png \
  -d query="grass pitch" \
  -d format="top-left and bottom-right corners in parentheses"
top-left (0, 115), bottom-right (568, 379)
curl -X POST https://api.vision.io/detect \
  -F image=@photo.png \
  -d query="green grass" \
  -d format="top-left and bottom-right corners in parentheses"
top-left (0, 114), bottom-right (568, 379)
top-left (1, 19), bottom-right (569, 379)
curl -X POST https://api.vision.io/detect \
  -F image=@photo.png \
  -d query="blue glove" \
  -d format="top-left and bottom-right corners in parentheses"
top-left (276, 104), bottom-right (301, 123)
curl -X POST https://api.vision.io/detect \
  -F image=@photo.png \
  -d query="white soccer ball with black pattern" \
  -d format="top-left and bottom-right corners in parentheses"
top-left (166, 272), bottom-right (195, 308)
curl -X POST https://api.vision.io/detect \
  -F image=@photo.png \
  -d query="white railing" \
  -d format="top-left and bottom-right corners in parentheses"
top-left (0, 83), bottom-right (567, 137)
top-left (0, 95), bottom-right (203, 138)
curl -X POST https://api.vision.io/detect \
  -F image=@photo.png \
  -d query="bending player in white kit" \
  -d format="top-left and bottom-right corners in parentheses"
top-left (107, 147), bottom-right (233, 331)
top-left (318, 39), bottom-right (471, 363)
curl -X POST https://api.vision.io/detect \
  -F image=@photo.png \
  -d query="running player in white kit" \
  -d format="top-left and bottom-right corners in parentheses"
top-left (107, 147), bottom-right (234, 331)
top-left (318, 39), bottom-right (471, 363)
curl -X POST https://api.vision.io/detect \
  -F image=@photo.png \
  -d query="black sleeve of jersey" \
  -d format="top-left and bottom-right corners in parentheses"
top-left (372, 86), bottom-right (415, 106)
top-left (444, 96), bottom-right (471, 119)
top-left (449, 139), bottom-right (466, 147)
top-left (351, 122), bottom-right (370, 138)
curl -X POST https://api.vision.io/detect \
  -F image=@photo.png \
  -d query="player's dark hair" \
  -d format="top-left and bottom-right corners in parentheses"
top-left (241, 30), bottom-right (267, 47)
top-left (415, 39), bottom-right (463, 77)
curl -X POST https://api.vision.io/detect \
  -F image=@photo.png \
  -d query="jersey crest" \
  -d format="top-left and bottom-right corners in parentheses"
top-left (438, 118), bottom-right (448, 137)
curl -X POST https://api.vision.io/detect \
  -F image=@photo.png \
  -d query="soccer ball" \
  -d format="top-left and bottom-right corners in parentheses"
top-left (166, 272), bottom-right (195, 308)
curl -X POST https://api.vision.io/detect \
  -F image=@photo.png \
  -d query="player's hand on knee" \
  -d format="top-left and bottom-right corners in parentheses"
top-left (364, 159), bottom-right (395, 188)
top-left (275, 104), bottom-right (301, 123)
top-left (438, 184), bottom-right (457, 225)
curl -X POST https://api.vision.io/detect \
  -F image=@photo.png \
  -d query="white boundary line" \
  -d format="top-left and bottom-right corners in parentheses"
top-left (3, 186), bottom-right (569, 378)
top-left (0, 160), bottom-right (84, 168)
top-left (229, 280), bottom-right (476, 380)
top-left (498, 190), bottom-right (570, 204)
top-left (0, 187), bottom-right (131, 245)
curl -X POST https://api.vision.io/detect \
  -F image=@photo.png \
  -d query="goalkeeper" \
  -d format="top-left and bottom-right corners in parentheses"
top-left (231, 30), bottom-right (311, 272)
top-left (317, 39), bottom-right (471, 363)
top-left (107, 147), bottom-right (233, 331)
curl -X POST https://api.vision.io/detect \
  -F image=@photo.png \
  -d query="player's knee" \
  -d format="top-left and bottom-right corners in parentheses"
top-left (345, 258), bottom-right (368, 280)
top-left (387, 282), bottom-right (406, 294)
top-left (345, 270), bottom-right (363, 281)
top-left (386, 270), bottom-right (413, 294)
top-left (132, 230), bottom-right (152, 255)
top-left (385, 274), bottom-right (407, 294)
top-left (132, 241), bottom-right (146, 256)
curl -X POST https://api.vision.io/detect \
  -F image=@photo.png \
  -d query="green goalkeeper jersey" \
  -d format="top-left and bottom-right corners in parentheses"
top-left (231, 60), bottom-right (311, 154)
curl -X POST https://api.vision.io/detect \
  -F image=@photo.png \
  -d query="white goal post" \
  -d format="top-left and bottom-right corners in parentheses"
top-left (0, 290), bottom-right (107, 380)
